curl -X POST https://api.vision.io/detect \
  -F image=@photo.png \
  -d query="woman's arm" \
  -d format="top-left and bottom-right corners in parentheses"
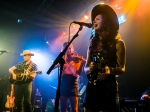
top-left (111, 39), bottom-right (126, 75)
top-left (84, 48), bottom-right (92, 74)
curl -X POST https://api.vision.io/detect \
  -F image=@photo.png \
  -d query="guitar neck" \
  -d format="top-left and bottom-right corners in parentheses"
top-left (10, 84), bottom-right (14, 97)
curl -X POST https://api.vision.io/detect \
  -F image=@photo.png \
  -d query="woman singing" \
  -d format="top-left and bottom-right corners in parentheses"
top-left (83, 4), bottom-right (126, 112)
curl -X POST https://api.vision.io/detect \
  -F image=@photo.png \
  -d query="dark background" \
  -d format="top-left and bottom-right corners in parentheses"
top-left (0, 0), bottom-right (150, 110)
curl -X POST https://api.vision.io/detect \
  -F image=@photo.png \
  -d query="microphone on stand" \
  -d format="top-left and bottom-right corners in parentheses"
top-left (73, 21), bottom-right (93, 28)
top-left (0, 50), bottom-right (9, 53)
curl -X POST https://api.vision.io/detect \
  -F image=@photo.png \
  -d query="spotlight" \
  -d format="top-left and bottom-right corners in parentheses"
top-left (118, 15), bottom-right (126, 24)
top-left (63, 32), bottom-right (66, 35)
top-left (100, 2), bottom-right (105, 4)
top-left (46, 41), bottom-right (49, 44)
top-left (84, 15), bottom-right (89, 20)
top-left (100, 1), bottom-right (105, 4)
top-left (17, 19), bottom-right (22, 23)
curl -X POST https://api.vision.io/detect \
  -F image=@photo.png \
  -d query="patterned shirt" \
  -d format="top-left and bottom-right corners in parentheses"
top-left (15, 61), bottom-right (37, 72)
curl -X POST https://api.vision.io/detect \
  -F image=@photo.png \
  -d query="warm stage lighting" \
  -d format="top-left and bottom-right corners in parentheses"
top-left (84, 15), bottom-right (89, 20)
top-left (63, 32), bottom-right (66, 35)
top-left (100, 2), bottom-right (105, 4)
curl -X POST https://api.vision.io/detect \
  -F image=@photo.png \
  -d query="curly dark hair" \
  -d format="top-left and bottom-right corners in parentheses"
top-left (89, 14), bottom-right (118, 51)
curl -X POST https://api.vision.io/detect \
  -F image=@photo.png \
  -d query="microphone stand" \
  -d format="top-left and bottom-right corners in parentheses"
top-left (47, 25), bottom-right (83, 112)
top-left (0, 52), bottom-right (5, 55)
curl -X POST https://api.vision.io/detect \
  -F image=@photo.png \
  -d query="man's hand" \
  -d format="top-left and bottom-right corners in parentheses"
top-left (141, 94), bottom-right (150, 101)
top-left (25, 70), bottom-right (30, 76)
top-left (12, 74), bottom-right (17, 80)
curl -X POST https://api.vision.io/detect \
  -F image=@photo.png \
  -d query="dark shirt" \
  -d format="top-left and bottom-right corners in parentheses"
top-left (15, 61), bottom-right (37, 72)
top-left (83, 40), bottom-right (119, 111)
top-left (15, 61), bottom-right (37, 83)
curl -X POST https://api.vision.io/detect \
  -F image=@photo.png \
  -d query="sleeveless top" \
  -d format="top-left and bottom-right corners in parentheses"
top-left (88, 40), bottom-right (119, 97)
top-left (89, 40), bottom-right (117, 81)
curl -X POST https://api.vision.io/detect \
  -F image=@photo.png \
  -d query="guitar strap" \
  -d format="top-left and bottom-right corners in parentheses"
top-left (23, 62), bottom-right (34, 82)
top-left (24, 61), bottom-right (33, 75)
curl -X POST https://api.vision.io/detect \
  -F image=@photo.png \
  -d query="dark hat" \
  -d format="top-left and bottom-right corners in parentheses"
top-left (91, 4), bottom-right (119, 32)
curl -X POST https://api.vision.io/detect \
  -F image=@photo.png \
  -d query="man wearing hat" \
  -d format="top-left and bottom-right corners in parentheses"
top-left (84, 4), bottom-right (126, 112)
top-left (9, 50), bottom-right (37, 112)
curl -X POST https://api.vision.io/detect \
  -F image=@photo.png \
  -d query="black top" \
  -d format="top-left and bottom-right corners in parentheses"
top-left (89, 40), bottom-right (117, 82)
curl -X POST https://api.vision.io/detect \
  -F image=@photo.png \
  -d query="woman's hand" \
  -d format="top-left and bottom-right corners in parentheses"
top-left (98, 66), bottom-right (111, 80)
top-left (89, 62), bottom-right (98, 72)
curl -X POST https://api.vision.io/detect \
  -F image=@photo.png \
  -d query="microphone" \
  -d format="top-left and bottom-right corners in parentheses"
top-left (0, 50), bottom-right (9, 53)
top-left (73, 21), bottom-right (92, 28)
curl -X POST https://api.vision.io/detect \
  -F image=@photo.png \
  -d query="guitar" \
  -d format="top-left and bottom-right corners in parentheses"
top-left (5, 84), bottom-right (15, 108)
top-left (10, 69), bottom-right (42, 84)
top-left (87, 55), bottom-right (107, 85)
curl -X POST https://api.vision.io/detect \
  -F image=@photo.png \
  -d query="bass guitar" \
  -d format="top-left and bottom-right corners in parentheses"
top-left (5, 84), bottom-right (15, 109)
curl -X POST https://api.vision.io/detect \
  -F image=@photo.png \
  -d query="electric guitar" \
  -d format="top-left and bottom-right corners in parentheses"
top-left (5, 84), bottom-right (15, 108)
top-left (10, 69), bottom-right (42, 84)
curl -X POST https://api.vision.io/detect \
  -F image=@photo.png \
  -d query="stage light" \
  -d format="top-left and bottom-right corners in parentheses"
top-left (63, 32), bottom-right (66, 35)
top-left (46, 41), bottom-right (49, 44)
top-left (84, 15), bottom-right (89, 20)
top-left (17, 19), bottom-right (22, 23)
top-left (118, 15), bottom-right (126, 24)
top-left (100, 1), bottom-right (105, 4)
top-left (115, 4), bottom-right (122, 10)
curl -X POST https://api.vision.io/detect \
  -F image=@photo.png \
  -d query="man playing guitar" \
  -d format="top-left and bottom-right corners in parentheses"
top-left (9, 50), bottom-right (37, 112)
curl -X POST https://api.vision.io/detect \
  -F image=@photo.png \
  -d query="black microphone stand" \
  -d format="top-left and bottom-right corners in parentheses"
top-left (47, 25), bottom-right (83, 112)
top-left (0, 51), bottom-right (5, 55)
